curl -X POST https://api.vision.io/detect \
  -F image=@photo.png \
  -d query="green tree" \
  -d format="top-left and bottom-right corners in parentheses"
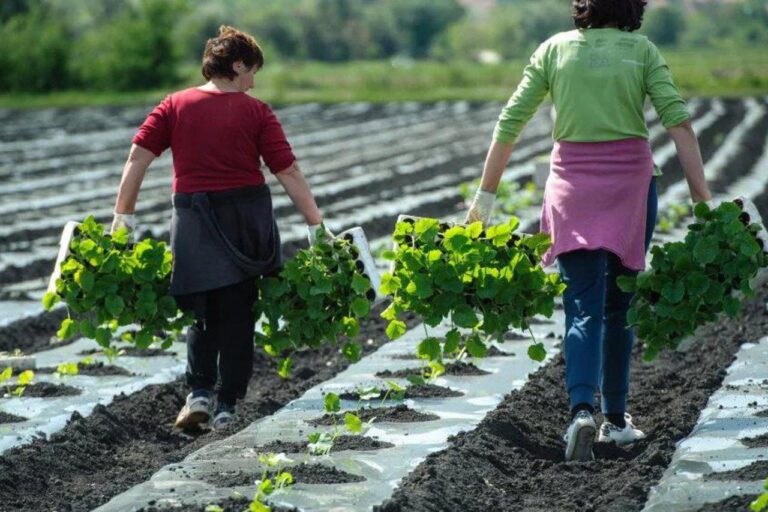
top-left (643, 6), bottom-right (686, 46)
top-left (69, 0), bottom-right (189, 90)
top-left (0, 7), bottom-right (71, 92)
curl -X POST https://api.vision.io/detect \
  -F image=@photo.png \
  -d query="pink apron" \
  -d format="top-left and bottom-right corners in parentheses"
top-left (539, 138), bottom-right (654, 271)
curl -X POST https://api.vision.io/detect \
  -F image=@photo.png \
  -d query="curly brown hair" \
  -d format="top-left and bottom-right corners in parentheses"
top-left (571, 0), bottom-right (647, 32)
top-left (201, 26), bottom-right (264, 81)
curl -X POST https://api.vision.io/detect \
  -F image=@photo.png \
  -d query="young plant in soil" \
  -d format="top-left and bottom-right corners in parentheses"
top-left (307, 392), bottom-right (371, 456)
top-left (255, 232), bottom-right (375, 378)
top-left (618, 201), bottom-right (768, 360)
top-left (236, 452), bottom-right (295, 512)
top-left (381, 217), bottom-right (564, 365)
top-left (0, 367), bottom-right (34, 397)
top-left (42, 216), bottom-right (193, 353)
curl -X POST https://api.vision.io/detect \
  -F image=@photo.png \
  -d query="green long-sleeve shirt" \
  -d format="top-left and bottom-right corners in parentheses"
top-left (494, 28), bottom-right (691, 144)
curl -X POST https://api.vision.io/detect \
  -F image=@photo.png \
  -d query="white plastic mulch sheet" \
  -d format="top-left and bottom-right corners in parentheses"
top-left (94, 311), bottom-right (564, 512)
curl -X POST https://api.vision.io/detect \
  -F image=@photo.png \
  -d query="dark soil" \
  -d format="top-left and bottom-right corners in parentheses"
top-left (78, 346), bottom-right (178, 358)
top-left (705, 460), bottom-right (768, 481)
top-left (756, 409), bottom-right (768, 418)
top-left (258, 435), bottom-right (395, 454)
top-left (3, 382), bottom-right (81, 398)
top-left (373, 281), bottom-right (768, 512)
top-left (391, 346), bottom-right (514, 360)
top-left (0, 412), bottom-right (26, 424)
top-left (138, 497), bottom-right (298, 512)
top-left (0, 305), bottom-right (418, 512)
top-left (741, 434), bottom-right (768, 448)
top-left (35, 362), bottom-right (133, 377)
top-left (0, 308), bottom-right (75, 354)
top-left (694, 494), bottom-right (759, 512)
top-left (375, 361), bottom-right (490, 379)
top-left (309, 404), bottom-right (440, 426)
top-left (338, 383), bottom-right (463, 401)
top-left (208, 463), bottom-right (366, 488)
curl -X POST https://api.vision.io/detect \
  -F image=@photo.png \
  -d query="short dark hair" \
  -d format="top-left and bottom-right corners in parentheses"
top-left (201, 26), bottom-right (264, 81)
top-left (571, 0), bottom-right (647, 32)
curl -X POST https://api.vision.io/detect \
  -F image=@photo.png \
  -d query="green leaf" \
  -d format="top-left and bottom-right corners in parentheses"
top-left (277, 357), bottom-right (293, 379)
top-left (452, 306), bottom-right (479, 329)
top-left (386, 320), bottom-right (407, 340)
top-left (693, 238), bottom-right (718, 264)
top-left (105, 294), bottom-right (125, 317)
top-left (324, 392), bottom-right (341, 413)
top-left (661, 281), bottom-right (685, 304)
top-left (342, 342), bottom-right (362, 362)
top-left (344, 412), bottom-right (363, 433)
top-left (751, 492), bottom-right (768, 512)
top-left (723, 295), bottom-right (741, 316)
top-left (17, 370), bottom-right (34, 386)
top-left (42, 291), bottom-right (59, 310)
top-left (417, 337), bottom-right (441, 361)
top-left (57, 318), bottom-right (77, 340)
top-left (527, 343), bottom-right (547, 362)
top-left (615, 275), bottom-right (637, 293)
top-left (351, 297), bottom-right (370, 318)
top-left (95, 327), bottom-right (112, 348)
top-left (443, 329), bottom-right (461, 355)
top-left (466, 335), bottom-right (488, 358)
top-left (351, 273), bottom-right (371, 295)
top-left (693, 201), bottom-right (711, 219)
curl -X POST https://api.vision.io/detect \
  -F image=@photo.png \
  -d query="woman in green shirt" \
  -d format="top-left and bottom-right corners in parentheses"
top-left (465, 0), bottom-right (712, 461)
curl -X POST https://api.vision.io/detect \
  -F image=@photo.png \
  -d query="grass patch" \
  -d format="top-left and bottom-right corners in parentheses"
top-left (1, 48), bottom-right (766, 110)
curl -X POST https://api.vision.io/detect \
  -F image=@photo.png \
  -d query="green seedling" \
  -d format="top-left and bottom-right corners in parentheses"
top-left (247, 452), bottom-right (294, 512)
top-left (382, 217), bottom-right (564, 364)
top-left (255, 230), bottom-right (374, 377)
top-left (618, 201), bottom-right (768, 360)
top-left (55, 361), bottom-right (79, 378)
top-left (43, 216), bottom-right (193, 354)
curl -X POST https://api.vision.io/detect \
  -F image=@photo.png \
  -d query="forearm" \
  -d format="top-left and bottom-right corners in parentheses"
top-left (479, 140), bottom-right (515, 193)
top-left (114, 145), bottom-right (154, 214)
top-left (275, 162), bottom-right (322, 225)
top-left (668, 120), bottom-right (712, 203)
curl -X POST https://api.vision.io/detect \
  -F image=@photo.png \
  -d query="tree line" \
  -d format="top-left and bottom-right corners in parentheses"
top-left (1, 0), bottom-right (766, 93)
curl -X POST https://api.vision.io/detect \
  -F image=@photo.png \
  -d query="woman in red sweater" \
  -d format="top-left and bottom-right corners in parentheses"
top-left (111, 26), bottom-right (328, 431)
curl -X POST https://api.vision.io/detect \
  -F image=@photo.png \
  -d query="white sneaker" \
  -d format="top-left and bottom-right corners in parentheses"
top-left (174, 392), bottom-right (212, 430)
top-left (212, 410), bottom-right (234, 432)
top-left (564, 410), bottom-right (596, 461)
top-left (598, 413), bottom-right (646, 446)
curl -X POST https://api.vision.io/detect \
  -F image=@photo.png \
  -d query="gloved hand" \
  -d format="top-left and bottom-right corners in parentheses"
top-left (110, 212), bottom-right (137, 239)
top-left (307, 223), bottom-right (335, 246)
top-left (464, 189), bottom-right (496, 225)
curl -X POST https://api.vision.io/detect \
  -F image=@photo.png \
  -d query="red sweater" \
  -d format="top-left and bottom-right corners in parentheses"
top-left (132, 88), bottom-right (296, 193)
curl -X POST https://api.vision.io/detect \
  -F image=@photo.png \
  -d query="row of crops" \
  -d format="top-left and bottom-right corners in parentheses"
top-left (1, 97), bottom-right (768, 511)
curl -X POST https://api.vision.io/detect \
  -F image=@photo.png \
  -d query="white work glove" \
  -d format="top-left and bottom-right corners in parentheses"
top-left (110, 212), bottom-right (137, 239)
top-left (307, 223), bottom-right (335, 246)
top-left (464, 189), bottom-right (496, 226)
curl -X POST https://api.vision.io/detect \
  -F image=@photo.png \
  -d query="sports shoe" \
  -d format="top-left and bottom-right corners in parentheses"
top-left (174, 391), bottom-right (213, 430)
top-left (212, 402), bottom-right (236, 432)
top-left (598, 413), bottom-right (646, 446)
top-left (564, 410), bottom-right (596, 461)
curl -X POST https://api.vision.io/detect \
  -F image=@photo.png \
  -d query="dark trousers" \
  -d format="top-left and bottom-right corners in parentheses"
top-left (557, 176), bottom-right (658, 415)
top-left (185, 278), bottom-right (257, 405)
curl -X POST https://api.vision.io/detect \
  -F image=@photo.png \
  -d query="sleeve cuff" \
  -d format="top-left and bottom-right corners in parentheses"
top-left (492, 126), bottom-right (518, 145)
top-left (661, 110), bottom-right (692, 129)
top-left (131, 138), bottom-right (163, 157)
top-left (270, 157), bottom-right (296, 174)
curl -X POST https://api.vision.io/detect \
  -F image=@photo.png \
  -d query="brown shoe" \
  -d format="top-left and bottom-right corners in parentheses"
top-left (174, 392), bottom-right (212, 430)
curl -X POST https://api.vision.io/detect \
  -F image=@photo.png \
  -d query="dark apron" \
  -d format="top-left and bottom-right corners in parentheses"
top-left (170, 184), bottom-right (281, 317)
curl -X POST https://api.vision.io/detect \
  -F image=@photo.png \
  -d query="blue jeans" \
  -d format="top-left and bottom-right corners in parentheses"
top-left (557, 177), bottom-right (657, 415)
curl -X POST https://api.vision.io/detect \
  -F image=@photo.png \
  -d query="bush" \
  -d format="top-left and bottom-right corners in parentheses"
top-left (0, 8), bottom-right (71, 92)
top-left (69, 0), bottom-right (187, 91)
